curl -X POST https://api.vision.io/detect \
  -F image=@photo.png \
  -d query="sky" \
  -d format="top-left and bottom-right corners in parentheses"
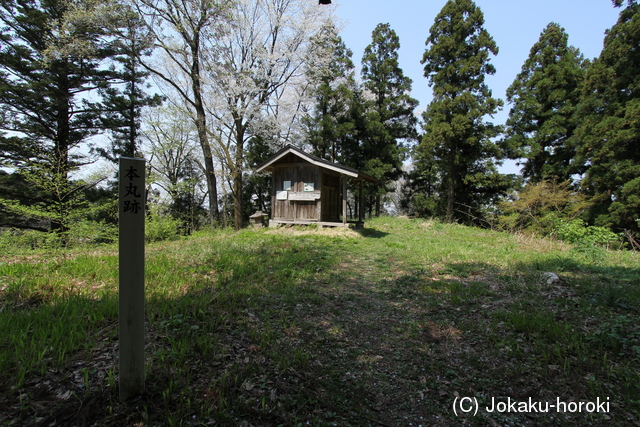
top-left (331, 0), bottom-right (623, 172)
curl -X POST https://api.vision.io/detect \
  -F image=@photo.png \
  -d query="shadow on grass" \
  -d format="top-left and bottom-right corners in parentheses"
top-left (441, 252), bottom-right (640, 301)
top-left (4, 231), bottom-right (640, 427)
top-left (1, 231), bottom-right (353, 426)
top-left (353, 227), bottom-right (389, 239)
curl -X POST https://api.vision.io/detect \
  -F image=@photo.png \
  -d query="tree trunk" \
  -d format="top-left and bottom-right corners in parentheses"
top-left (233, 167), bottom-right (242, 230)
top-left (201, 139), bottom-right (219, 224)
top-left (446, 147), bottom-right (457, 222)
top-left (233, 119), bottom-right (245, 230)
top-left (54, 69), bottom-right (71, 245)
top-left (191, 50), bottom-right (219, 225)
top-left (446, 183), bottom-right (454, 222)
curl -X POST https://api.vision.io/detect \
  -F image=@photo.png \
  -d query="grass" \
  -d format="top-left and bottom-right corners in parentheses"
top-left (0, 217), bottom-right (639, 426)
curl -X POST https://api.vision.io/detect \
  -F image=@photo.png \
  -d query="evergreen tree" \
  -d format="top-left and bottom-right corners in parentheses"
top-left (303, 24), bottom-right (358, 165)
top-left (0, 0), bottom-right (115, 234)
top-left (575, 0), bottom-right (640, 235)
top-left (402, 140), bottom-right (439, 218)
top-left (360, 23), bottom-right (418, 216)
top-left (243, 136), bottom-right (274, 220)
top-left (0, 0), bottom-right (109, 170)
top-left (418, 0), bottom-right (505, 223)
top-left (503, 22), bottom-right (585, 182)
top-left (97, 6), bottom-right (163, 161)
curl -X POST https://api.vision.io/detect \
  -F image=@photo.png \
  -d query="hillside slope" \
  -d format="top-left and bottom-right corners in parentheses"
top-left (1, 217), bottom-right (639, 426)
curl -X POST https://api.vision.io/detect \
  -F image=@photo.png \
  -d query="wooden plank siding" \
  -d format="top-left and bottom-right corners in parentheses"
top-left (272, 163), bottom-right (323, 222)
top-left (256, 145), bottom-right (378, 228)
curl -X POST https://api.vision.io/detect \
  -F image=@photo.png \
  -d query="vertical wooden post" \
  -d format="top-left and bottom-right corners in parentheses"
top-left (358, 180), bottom-right (364, 224)
top-left (342, 176), bottom-right (347, 226)
top-left (118, 157), bottom-right (145, 400)
top-left (317, 171), bottom-right (323, 222)
top-left (293, 166), bottom-right (298, 223)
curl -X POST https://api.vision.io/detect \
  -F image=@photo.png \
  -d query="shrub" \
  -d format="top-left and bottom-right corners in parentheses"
top-left (66, 220), bottom-right (118, 245)
top-left (0, 228), bottom-right (62, 251)
top-left (145, 214), bottom-right (181, 242)
top-left (554, 219), bottom-right (620, 248)
top-left (496, 179), bottom-right (590, 235)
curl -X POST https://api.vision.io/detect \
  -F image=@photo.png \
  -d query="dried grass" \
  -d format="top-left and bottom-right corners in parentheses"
top-left (264, 226), bottom-right (362, 238)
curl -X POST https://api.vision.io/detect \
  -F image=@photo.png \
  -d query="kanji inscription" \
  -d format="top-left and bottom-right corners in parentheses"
top-left (118, 157), bottom-right (145, 400)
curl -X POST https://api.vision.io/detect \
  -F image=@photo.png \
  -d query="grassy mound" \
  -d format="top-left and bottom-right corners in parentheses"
top-left (1, 217), bottom-right (638, 426)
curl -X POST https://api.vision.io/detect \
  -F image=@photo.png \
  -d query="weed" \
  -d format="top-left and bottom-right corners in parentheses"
top-left (588, 315), bottom-right (640, 358)
top-left (0, 217), bottom-right (638, 426)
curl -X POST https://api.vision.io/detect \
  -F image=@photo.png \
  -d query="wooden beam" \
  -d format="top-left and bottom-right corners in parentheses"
top-left (342, 176), bottom-right (347, 226)
top-left (269, 219), bottom-right (349, 227)
top-left (318, 171), bottom-right (323, 222)
top-left (358, 180), bottom-right (364, 223)
top-left (293, 165), bottom-right (298, 222)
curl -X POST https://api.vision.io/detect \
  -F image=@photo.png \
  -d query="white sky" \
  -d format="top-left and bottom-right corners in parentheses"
top-left (332, 0), bottom-right (622, 173)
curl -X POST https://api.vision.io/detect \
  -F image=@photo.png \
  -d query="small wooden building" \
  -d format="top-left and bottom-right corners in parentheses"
top-left (255, 145), bottom-right (377, 227)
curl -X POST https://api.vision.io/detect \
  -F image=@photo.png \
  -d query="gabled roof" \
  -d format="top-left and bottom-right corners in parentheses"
top-left (255, 144), bottom-right (378, 184)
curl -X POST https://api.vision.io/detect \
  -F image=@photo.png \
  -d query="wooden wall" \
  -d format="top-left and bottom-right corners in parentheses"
top-left (261, 149), bottom-right (377, 226)
top-left (272, 163), bottom-right (321, 221)
top-left (271, 161), bottom-right (342, 223)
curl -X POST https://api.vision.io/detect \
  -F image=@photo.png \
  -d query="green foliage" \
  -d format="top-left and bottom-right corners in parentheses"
top-left (304, 22), bottom-right (418, 218)
top-left (0, 171), bottom-right (117, 250)
top-left (96, 6), bottom-right (163, 162)
top-left (575, 2), bottom-right (640, 235)
top-left (416, 0), bottom-right (506, 223)
top-left (503, 22), bottom-right (586, 182)
top-left (304, 24), bottom-right (359, 165)
top-left (145, 106), bottom-right (207, 233)
top-left (0, 228), bottom-right (62, 251)
top-left (497, 179), bottom-right (590, 235)
top-left (612, 0), bottom-right (637, 7)
top-left (1, 217), bottom-right (639, 425)
top-left (145, 211), bottom-right (181, 243)
top-left (555, 219), bottom-right (620, 247)
top-left (0, 219), bottom-right (118, 252)
top-left (409, 192), bottom-right (438, 219)
top-left (0, 171), bottom-right (52, 230)
top-left (0, 0), bottom-right (159, 245)
top-left (497, 179), bottom-right (621, 248)
top-left (0, 0), bottom-right (119, 170)
top-left (0, 158), bottom-right (97, 247)
top-left (67, 220), bottom-right (118, 245)
top-left (359, 23), bottom-right (418, 214)
top-left (242, 137), bottom-right (273, 224)
top-left (588, 315), bottom-right (640, 357)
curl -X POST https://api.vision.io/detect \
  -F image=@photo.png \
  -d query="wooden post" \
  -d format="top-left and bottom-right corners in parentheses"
top-left (293, 166), bottom-right (298, 223)
top-left (342, 176), bottom-right (347, 226)
top-left (118, 157), bottom-right (145, 400)
top-left (317, 172), bottom-right (322, 222)
top-left (358, 180), bottom-right (364, 224)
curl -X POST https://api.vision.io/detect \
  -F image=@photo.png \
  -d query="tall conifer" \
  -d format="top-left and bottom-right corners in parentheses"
top-left (304, 24), bottom-right (358, 165)
top-left (360, 23), bottom-right (418, 215)
top-left (503, 23), bottom-right (585, 182)
top-left (575, 0), bottom-right (640, 235)
top-left (0, 0), bottom-right (110, 171)
top-left (98, 8), bottom-right (163, 161)
top-left (0, 0), bottom-right (116, 234)
top-left (418, 0), bottom-right (505, 222)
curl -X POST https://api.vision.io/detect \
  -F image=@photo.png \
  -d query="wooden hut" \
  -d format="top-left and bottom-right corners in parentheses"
top-left (255, 145), bottom-right (377, 227)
